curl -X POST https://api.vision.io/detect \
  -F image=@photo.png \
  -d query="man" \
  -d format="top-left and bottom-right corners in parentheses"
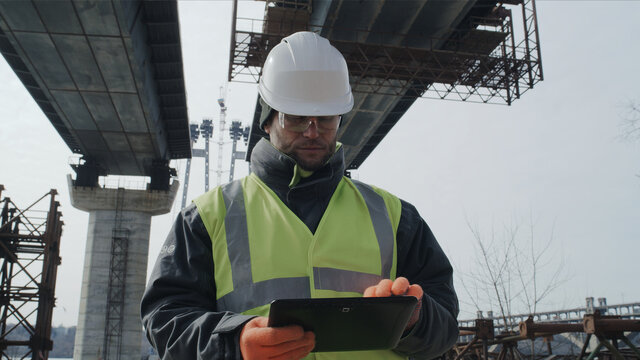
top-left (141, 31), bottom-right (459, 359)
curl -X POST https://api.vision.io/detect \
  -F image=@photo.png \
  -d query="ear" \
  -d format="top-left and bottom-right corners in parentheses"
top-left (263, 112), bottom-right (278, 135)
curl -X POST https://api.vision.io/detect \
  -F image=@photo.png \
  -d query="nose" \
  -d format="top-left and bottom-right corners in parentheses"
top-left (302, 118), bottom-right (320, 138)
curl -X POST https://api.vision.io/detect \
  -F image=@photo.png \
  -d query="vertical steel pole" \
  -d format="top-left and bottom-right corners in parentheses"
top-left (228, 0), bottom-right (238, 82)
top-left (181, 158), bottom-right (192, 208)
top-left (229, 138), bottom-right (237, 183)
top-left (530, 0), bottom-right (544, 81)
top-left (205, 134), bottom-right (210, 192)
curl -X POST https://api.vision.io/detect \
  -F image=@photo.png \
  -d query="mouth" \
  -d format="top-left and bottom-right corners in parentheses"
top-left (298, 147), bottom-right (326, 154)
top-left (297, 143), bottom-right (326, 151)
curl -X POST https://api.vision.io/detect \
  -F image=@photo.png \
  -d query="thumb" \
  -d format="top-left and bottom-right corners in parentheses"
top-left (406, 284), bottom-right (423, 299)
top-left (243, 316), bottom-right (268, 331)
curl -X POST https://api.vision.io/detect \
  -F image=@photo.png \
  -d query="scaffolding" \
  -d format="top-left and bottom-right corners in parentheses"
top-left (452, 313), bottom-right (640, 360)
top-left (453, 299), bottom-right (640, 360)
top-left (102, 188), bottom-right (129, 360)
top-left (459, 299), bottom-right (640, 332)
top-left (0, 185), bottom-right (63, 360)
top-left (228, 0), bottom-right (543, 105)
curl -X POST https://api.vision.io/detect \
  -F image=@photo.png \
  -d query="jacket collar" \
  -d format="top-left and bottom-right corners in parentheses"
top-left (250, 138), bottom-right (345, 194)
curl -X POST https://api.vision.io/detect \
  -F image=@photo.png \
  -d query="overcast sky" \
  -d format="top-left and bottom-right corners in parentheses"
top-left (1, 1), bottom-right (639, 327)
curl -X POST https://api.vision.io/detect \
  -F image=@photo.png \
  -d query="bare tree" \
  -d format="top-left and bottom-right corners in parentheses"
top-left (619, 99), bottom-right (640, 179)
top-left (457, 213), bottom-right (566, 331)
top-left (513, 215), bottom-right (566, 316)
top-left (619, 99), bottom-right (640, 142)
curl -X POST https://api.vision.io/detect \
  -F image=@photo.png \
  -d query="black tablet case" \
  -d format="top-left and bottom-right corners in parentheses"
top-left (268, 296), bottom-right (418, 352)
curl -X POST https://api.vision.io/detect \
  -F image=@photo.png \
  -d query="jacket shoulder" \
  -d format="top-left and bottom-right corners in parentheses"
top-left (193, 178), bottom-right (247, 239)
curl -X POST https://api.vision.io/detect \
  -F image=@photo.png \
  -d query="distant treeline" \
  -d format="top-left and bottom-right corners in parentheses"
top-left (2, 325), bottom-right (157, 358)
top-left (1, 325), bottom-right (75, 358)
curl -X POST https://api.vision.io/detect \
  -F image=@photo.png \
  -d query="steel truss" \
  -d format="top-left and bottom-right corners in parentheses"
top-left (0, 185), bottom-right (63, 360)
top-left (228, 0), bottom-right (543, 105)
top-left (451, 304), bottom-right (640, 360)
top-left (459, 301), bottom-right (640, 332)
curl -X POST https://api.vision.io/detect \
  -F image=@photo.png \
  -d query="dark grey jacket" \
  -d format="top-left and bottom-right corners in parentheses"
top-left (141, 139), bottom-right (459, 359)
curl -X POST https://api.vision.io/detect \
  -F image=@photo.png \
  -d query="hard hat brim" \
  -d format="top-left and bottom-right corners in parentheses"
top-left (259, 80), bottom-right (354, 117)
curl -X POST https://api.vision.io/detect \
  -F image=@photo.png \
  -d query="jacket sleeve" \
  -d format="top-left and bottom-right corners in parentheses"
top-left (393, 200), bottom-right (459, 359)
top-left (140, 203), bottom-right (255, 359)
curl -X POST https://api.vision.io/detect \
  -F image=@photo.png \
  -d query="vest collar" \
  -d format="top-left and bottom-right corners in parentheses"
top-left (250, 138), bottom-right (345, 192)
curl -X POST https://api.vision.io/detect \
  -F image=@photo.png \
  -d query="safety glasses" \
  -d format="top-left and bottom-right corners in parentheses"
top-left (278, 112), bottom-right (341, 133)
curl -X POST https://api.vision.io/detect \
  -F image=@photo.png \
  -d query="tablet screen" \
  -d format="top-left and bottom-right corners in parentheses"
top-left (268, 296), bottom-right (417, 352)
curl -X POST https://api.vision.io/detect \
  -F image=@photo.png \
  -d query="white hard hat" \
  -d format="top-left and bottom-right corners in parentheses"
top-left (258, 31), bottom-right (354, 117)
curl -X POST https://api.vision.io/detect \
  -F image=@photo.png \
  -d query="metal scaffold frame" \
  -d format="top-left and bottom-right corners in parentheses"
top-left (459, 301), bottom-right (640, 331)
top-left (452, 300), bottom-right (640, 360)
top-left (451, 313), bottom-right (640, 360)
top-left (0, 185), bottom-right (63, 360)
top-left (103, 188), bottom-right (129, 360)
top-left (228, 0), bottom-right (543, 105)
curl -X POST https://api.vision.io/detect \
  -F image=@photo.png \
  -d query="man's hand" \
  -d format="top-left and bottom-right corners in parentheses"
top-left (363, 277), bottom-right (423, 330)
top-left (240, 317), bottom-right (315, 360)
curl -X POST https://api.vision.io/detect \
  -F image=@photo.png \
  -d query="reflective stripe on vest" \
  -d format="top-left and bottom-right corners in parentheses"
top-left (352, 180), bottom-right (394, 280)
top-left (215, 178), bottom-right (395, 313)
top-left (217, 181), bottom-right (311, 312)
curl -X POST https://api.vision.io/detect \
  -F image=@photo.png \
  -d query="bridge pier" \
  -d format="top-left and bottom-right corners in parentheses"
top-left (68, 175), bottom-right (178, 360)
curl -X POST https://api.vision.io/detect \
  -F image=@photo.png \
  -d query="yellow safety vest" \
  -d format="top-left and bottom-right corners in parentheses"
top-left (195, 173), bottom-right (407, 359)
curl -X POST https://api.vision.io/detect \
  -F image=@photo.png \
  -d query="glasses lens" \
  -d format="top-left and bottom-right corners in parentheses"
top-left (280, 113), bottom-right (340, 132)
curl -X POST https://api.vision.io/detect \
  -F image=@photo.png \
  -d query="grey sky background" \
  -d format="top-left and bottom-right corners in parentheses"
top-left (0, 1), bottom-right (638, 327)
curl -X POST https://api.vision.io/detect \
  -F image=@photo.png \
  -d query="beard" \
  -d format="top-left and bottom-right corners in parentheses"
top-left (288, 139), bottom-right (336, 171)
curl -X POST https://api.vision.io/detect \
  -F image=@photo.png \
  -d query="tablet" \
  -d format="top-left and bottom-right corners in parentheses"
top-left (267, 296), bottom-right (417, 352)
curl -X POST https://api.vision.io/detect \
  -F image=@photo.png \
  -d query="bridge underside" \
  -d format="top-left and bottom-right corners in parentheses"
top-left (230, 0), bottom-right (543, 169)
top-left (0, 0), bottom-right (189, 189)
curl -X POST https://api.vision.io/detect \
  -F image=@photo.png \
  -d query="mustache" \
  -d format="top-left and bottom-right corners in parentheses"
top-left (295, 140), bottom-right (329, 148)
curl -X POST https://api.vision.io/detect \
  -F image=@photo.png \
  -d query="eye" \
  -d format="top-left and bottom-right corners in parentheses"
top-left (317, 116), bottom-right (339, 124)
top-left (288, 116), bottom-right (306, 124)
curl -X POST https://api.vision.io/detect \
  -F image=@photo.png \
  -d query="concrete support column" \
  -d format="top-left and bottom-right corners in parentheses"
top-left (68, 176), bottom-right (178, 360)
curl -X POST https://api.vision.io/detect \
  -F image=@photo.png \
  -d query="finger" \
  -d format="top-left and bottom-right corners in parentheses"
top-left (391, 277), bottom-right (410, 296)
top-left (271, 333), bottom-right (316, 360)
top-left (363, 286), bottom-right (376, 297)
top-left (374, 279), bottom-right (393, 297)
top-left (302, 330), bottom-right (315, 346)
top-left (406, 284), bottom-right (423, 299)
top-left (263, 331), bottom-right (315, 356)
top-left (267, 341), bottom-right (316, 360)
top-left (254, 325), bottom-right (306, 346)
top-left (245, 316), bottom-right (269, 330)
top-left (240, 317), bottom-right (267, 343)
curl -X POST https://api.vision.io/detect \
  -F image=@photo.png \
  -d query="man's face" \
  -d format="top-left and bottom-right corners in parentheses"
top-left (264, 113), bottom-right (338, 171)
